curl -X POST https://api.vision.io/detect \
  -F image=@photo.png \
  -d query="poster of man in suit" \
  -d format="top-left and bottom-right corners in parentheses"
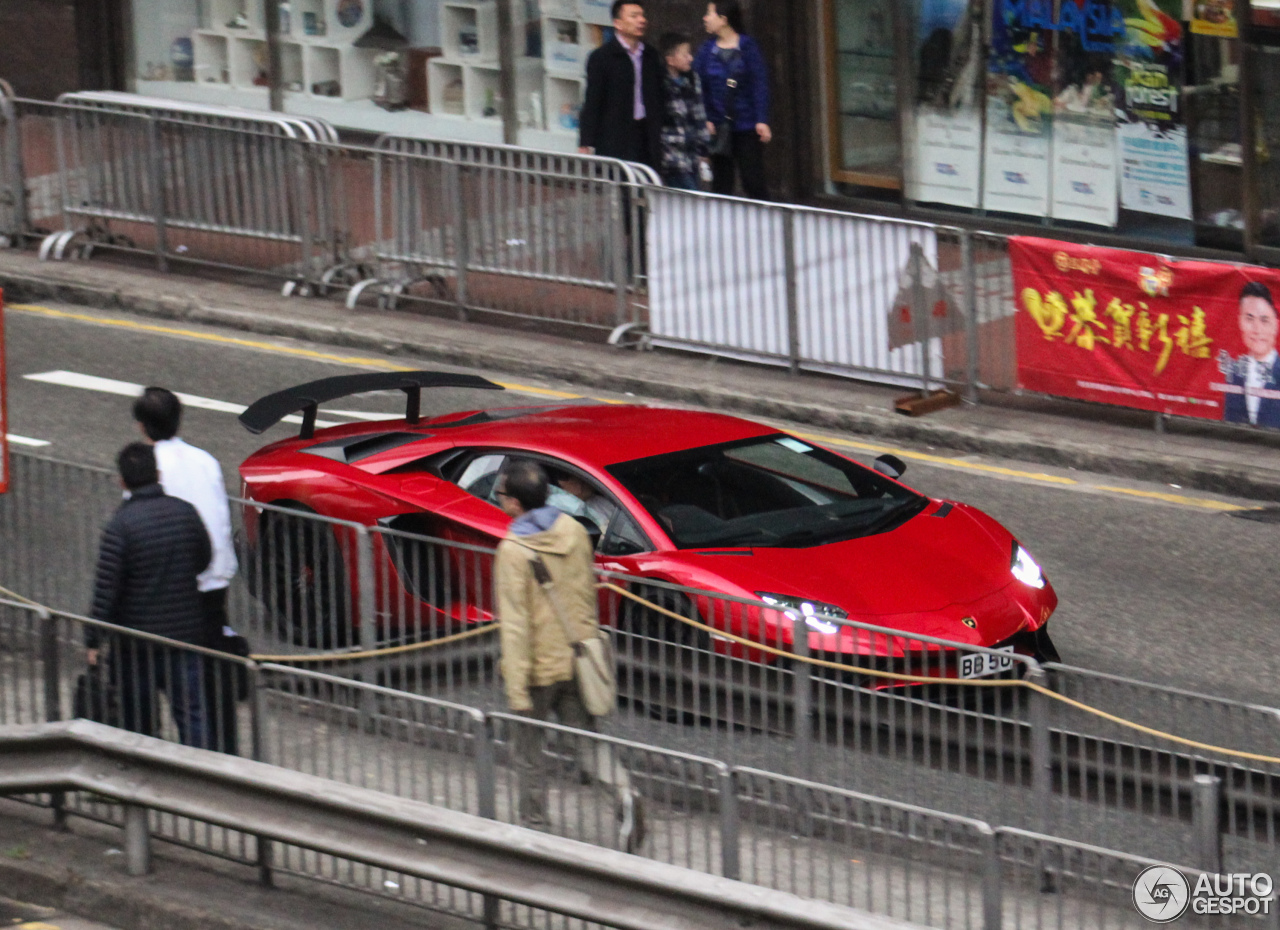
top-left (1219, 282), bottom-right (1280, 428)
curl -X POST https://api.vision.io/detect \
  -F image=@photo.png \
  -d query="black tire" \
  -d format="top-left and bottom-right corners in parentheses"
top-left (617, 585), bottom-right (710, 652)
top-left (252, 509), bottom-right (351, 648)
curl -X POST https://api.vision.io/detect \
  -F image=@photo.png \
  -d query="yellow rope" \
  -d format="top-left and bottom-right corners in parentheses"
top-left (248, 622), bottom-right (498, 663)
top-left (7, 579), bottom-right (1280, 765)
top-left (598, 583), bottom-right (1280, 766)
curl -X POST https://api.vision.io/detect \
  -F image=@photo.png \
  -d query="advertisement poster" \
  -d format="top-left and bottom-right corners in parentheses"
top-left (1013, 236), bottom-right (1280, 427)
top-left (982, 0), bottom-right (1053, 217)
top-left (1190, 0), bottom-right (1238, 36)
top-left (911, 0), bottom-right (985, 208)
top-left (1049, 0), bottom-right (1122, 226)
top-left (1115, 0), bottom-right (1191, 219)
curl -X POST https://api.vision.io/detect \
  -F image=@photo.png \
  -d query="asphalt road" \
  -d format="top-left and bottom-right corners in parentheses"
top-left (0, 895), bottom-right (120, 930)
top-left (4, 300), bottom-right (1279, 708)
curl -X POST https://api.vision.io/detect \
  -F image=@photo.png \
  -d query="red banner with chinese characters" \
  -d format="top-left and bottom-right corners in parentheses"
top-left (1013, 236), bottom-right (1280, 427)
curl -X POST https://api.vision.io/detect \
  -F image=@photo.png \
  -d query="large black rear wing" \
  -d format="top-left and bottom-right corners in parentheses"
top-left (239, 371), bottom-right (505, 439)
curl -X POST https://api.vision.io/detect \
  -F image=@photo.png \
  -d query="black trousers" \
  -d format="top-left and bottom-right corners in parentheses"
top-left (201, 588), bottom-right (240, 755)
top-left (711, 130), bottom-right (768, 200)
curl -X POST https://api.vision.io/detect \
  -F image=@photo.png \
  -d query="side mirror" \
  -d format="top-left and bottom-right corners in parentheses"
top-left (873, 453), bottom-right (906, 480)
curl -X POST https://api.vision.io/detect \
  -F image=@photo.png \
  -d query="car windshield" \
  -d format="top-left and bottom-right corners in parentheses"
top-left (607, 435), bottom-right (928, 549)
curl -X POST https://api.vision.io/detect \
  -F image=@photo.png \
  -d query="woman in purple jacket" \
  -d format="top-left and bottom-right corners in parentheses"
top-left (694, 0), bottom-right (771, 199)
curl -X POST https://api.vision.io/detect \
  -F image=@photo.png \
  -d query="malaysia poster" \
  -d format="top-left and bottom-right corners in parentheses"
top-left (1049, 0), bottom-right (1122, 226)
top-left (981, 0), bottom-right (1053, 217)
top-left (1114, 0), bottom-right (1191, 219)
top-left (1013, 236), bottom-right (1280, 427)
top-left (910, 0), bottom-right (985, 208)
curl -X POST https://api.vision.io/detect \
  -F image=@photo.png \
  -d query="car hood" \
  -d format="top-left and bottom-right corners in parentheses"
top-left (669, 504), bottom-right (1029, 642)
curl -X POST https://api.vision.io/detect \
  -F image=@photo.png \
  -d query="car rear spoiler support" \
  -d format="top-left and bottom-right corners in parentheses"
top-left (240, 371), bottom-right (506, 439)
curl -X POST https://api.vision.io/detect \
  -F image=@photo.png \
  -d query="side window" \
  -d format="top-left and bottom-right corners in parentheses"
top-left (599, 510), bottom-right (650, 556)
top-left (455, 453), bottom-right (507, 504)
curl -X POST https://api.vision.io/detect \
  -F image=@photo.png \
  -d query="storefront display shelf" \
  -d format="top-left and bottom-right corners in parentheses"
top-left (543, 73), bottom-right (582, 134)
top-left (205, 0), bottom-right (264, 36)
top-left (443, 2), bottom-right (499, 63)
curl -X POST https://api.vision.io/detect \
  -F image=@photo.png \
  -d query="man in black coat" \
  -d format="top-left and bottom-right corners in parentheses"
top-left (87, 442), bottom-right (214, 748)
top-left (578, 0), bottom-right (664, 169)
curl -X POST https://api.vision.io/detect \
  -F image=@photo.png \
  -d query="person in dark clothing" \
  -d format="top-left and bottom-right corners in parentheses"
top-left (695, 0), bottom-right (771, 199)
top-left (578, 0), bottom-right (664, 169)
top-left (658, 31), bottom-right (711, 189)
top-left (87, 442), bottom-right (214, 749)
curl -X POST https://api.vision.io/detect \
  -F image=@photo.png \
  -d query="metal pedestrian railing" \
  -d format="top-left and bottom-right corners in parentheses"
top-left (345, 138), bottom-right (649, 329)
top-left (3, 91), bottom-right (656, 334)
top-left (4, 598), bottom-right (1274, 929)
top-left (5, 448), bottom-right (1280, 889)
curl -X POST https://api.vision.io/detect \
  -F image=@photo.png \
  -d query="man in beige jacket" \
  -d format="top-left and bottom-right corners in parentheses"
top-left (494, 459), bottom-right (643, 851)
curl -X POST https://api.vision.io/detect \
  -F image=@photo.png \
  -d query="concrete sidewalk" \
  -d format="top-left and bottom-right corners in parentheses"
top-left (3, 248), bottom-right (1280, 500)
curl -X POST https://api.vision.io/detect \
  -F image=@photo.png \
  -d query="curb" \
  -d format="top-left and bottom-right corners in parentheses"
top-left (5, 267), bottom-right (1280, 503)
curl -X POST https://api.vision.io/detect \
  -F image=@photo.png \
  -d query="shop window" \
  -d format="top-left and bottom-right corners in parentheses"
top-left (1249, 3), bottom-right (1280, 249)
top-left (124, 0), bottom-right (585, 147)
top-left (826, 0), bottom-right (905, 189)
top-left (1186, 31), bottom-right (1243, 249)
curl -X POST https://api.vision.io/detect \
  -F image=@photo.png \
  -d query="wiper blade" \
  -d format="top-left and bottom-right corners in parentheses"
top-left (856, 498), bottom-right (928, 538)
top-left (692, 526), bottom-right (777, 547)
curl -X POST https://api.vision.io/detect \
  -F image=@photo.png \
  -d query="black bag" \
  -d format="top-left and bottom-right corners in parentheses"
top-left (710, 51), bottom-right (741, 157)
top-left (73, 667), bottom-right (119, 724)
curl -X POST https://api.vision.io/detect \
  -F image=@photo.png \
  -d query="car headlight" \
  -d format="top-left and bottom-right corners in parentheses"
top-left (756, 592), bottom-right (847, 634)
top-left (1011, 543), bottom-right (1045, 589)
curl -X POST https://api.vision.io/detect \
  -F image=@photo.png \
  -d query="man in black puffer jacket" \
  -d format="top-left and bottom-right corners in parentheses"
top-left (87, 442), bottom-right (213, 748)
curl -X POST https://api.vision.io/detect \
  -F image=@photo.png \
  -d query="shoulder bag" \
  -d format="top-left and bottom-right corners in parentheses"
top-left (710, 49), bottom-right (741, 157)
top-left (527, 554), bottom-right (616, 717)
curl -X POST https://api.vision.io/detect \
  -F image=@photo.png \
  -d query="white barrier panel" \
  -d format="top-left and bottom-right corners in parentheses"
top-left (648, 191), bottom-right (788, 360)
top-left (646, 189), bottom-right (947, 388)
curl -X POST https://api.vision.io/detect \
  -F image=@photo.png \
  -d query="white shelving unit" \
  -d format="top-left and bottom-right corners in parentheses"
top-left (442, 2), bottom-right (500, 63)
top-left (502, 0), bottom-right (606, 139)
top-left (543, 73), bottom-right (583, 134)
top-left (190, 0), bottom-right (381, 102)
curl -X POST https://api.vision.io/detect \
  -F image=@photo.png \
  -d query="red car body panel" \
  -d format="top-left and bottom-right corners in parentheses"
top-left (239, 404), bottom-right (1058, 660)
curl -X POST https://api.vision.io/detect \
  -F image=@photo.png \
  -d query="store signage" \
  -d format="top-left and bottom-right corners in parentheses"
top-left (1000, 0), bottom-right (1125, 51)
top-left (1013, 236), bottom-right (1280, 427)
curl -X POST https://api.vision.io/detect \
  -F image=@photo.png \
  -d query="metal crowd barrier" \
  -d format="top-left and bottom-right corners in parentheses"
top-left (3, 600), bottom-right (1263, 930)
top-left (0, 78), bottom-right (22, 244)
top-left (55, 91), bottom-right (339, 142)
top-left (3, 91), bottom-right (654, 332)
top-left (643, 185), bottom-right (1020, 397)
top-left (341, 135), bottom-right (652, 330)
top-left (3, 448), bottom-right (1279, 883)
top-left (26, 100), bottom-right (342, 287)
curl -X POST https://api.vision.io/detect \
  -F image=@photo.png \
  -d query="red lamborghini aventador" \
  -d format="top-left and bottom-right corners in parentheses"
top-left (237, 371), bottom-right (1060, 671)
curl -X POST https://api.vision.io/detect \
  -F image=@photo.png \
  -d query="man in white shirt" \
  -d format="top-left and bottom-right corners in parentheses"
top-left (134, 387), bottom-right (241, 752)
top-left (1221, 282), bottom-right (1280, 428)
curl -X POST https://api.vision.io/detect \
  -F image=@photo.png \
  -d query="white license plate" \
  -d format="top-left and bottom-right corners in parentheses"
top-left (959, 646), bottom-right (1015, 679)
